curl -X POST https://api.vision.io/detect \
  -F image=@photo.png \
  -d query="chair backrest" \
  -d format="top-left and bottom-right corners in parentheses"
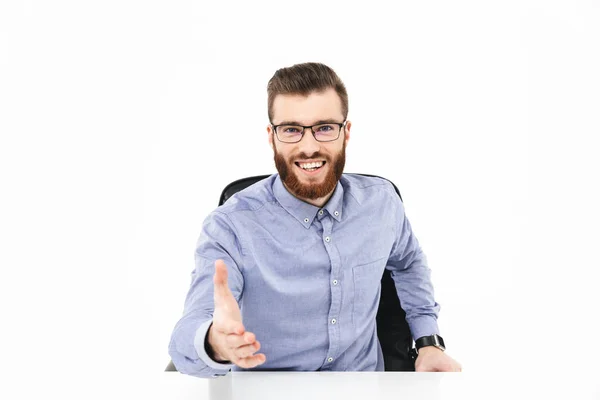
top-left (166, 173), bottom-right (414, 372)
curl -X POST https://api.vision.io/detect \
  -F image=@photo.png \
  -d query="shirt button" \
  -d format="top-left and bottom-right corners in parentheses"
top-left (325, 236), bottom-right (330, 242)
top-left (334, 211), bottom-right (339, 216)
top-left (318, 210), bottom-right (324, 216)
top-left (304, 218), bottom-right (309, 223)
top-left (331, 318), bottom-right (336, 324)
top-left (328, 357), bottom-right (333, 362)
top-left (333, 280), bottom-right (338, 285)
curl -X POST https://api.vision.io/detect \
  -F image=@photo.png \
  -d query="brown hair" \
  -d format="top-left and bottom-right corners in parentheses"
top-left (267, 62), bottom-right (348, 122)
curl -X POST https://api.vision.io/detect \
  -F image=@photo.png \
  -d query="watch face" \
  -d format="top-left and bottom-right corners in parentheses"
top-left (432, 335), bottom-right (444, 348)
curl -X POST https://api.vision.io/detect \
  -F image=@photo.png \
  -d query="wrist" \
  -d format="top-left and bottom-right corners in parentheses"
top-left (417, 346), bottom-right (443, 354)
top-left (206, 323), bottom-right (229, 363)
top-left (415, 334), bottom-right (445, 353)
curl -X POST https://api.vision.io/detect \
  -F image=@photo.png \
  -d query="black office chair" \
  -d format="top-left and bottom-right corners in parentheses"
top-left (166, 173), bottom-right (416, 372)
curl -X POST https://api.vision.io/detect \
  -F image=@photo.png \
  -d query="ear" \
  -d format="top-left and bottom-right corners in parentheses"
top-left (267, 124), bottom-right (274, 151)
top-left (343, 120), bottom-right (351, 147)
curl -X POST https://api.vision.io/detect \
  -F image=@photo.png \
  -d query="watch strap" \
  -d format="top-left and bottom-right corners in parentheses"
top-left (415, 334), bottom-right (445, 351)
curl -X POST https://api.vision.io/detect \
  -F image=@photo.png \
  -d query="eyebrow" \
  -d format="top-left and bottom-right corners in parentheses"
top-left (274, 119), bottom-right (342, 126)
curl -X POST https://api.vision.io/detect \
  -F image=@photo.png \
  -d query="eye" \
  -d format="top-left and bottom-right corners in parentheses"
top-left (283, 127), bottom-right (301, 133)
top-left (316, 124), bottom-right (334, 132)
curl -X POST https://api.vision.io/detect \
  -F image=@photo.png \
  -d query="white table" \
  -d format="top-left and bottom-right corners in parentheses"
top-left (152, 370), bottom-right (600, 400)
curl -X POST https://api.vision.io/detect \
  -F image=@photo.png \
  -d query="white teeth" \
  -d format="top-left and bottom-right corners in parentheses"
top-left (299, 161), bottom-right (324, 169)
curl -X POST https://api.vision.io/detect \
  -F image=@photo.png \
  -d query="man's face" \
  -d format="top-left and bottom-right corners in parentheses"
top-left (268, 88), bottom-right (351, 200)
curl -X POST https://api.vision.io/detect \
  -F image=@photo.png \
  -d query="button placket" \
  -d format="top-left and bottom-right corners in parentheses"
top-left (321, 216), bottom-right (340, 368)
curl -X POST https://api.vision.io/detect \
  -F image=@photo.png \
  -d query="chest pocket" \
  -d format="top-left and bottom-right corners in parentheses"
top-left (352, 256), bottom-right (387, 331)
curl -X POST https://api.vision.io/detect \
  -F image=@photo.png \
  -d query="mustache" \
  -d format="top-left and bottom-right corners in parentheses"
top-left (292, 153), bottom-right (330, 161)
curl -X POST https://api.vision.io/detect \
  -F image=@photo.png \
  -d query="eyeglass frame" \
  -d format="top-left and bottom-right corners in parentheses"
top-left (270, 120), bottom-right (348, 143)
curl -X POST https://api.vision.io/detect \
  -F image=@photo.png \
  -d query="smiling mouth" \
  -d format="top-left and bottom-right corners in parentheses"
top-left (295, 161), bottom-right (326, 173)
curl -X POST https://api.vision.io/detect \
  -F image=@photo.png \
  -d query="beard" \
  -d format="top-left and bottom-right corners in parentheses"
top-left (273, 140), bottom-right (346, 200)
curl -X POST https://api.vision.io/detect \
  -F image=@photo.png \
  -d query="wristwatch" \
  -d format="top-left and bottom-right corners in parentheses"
top-left (415, 334), bottom-right (446, 353)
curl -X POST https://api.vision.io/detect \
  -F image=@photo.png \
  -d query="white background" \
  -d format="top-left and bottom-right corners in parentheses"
top-left (1, 0), bottom-right (599, 397)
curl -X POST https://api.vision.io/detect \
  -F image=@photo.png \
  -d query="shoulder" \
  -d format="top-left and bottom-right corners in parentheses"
top-left (340, 173), bottom-right (400, 203)
top-left (214, 174), bottom-right (278, 217)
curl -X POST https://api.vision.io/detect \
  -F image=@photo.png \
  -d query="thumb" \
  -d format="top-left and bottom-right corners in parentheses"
top-left (213, 259), bottom-right (233, 302)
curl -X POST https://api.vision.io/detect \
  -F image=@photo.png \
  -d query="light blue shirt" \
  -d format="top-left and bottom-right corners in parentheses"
top-left (168, 173), bottom-right (440, 378)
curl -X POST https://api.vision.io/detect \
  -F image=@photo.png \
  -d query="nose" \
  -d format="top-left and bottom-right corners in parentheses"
top-left (297, 127), bottom-right (321, 154)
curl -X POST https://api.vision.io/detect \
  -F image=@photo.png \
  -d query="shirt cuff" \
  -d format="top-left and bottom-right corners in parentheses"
top-left (408, 315), bottom-right (440, 342)
top-left (194, 319), bottom-right (234, 370)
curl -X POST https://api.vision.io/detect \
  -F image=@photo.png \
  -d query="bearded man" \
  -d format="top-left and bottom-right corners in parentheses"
top-left (168, 62), bottom-right (461, 378)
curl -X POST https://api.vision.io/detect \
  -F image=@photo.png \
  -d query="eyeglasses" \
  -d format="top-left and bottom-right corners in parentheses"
top-left (271, 120), bottom-right (347, 143)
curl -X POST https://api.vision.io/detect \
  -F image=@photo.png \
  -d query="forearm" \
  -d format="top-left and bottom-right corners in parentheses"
top-left (390, 246), bottom-right (441, 340)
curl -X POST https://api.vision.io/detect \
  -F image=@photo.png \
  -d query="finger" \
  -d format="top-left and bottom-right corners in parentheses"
top-left (432, 362), bottom-right (448, 372)
top-left (443, 360), bottom-right (459, 372)
top-left (416, 364), bottom-right (434, 372)
top-left (235, 353), bottom-right (266, 369)
top-left (440, 361), bottom-right (459, 372)
top-left (226, 331), bottom-right (255, 348)
top-left (233, 341), bottom-right (261, 359)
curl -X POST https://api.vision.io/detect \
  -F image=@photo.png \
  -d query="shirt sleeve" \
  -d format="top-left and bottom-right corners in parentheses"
top-left (385, 188), bottom-right (441, 341)
top-left (168, 210), bottom-right (244, 378)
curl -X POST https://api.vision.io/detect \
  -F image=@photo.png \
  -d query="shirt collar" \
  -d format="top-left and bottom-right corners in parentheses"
top-left (272, 174), bottom-right (344, 229)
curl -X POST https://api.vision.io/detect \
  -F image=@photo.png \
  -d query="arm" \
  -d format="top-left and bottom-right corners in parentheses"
top-left (168, 211), bottom-right (244, 378)
top-left (385, 190), bottom-right (441, 341)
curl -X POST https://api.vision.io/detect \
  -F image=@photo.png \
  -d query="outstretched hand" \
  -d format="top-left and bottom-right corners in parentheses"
top-left (207, 259), bottom-right (266, 369)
